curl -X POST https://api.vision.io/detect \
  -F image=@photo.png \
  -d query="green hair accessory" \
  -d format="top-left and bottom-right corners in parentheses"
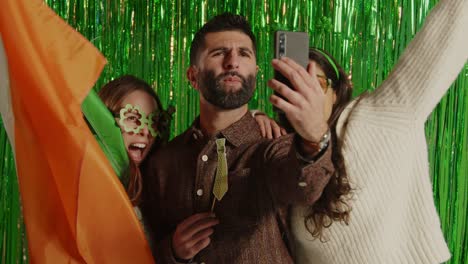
top-left (313, 48), bottom-right (340, 80)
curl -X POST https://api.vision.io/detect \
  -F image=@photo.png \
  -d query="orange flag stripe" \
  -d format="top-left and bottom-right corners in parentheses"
top-left (0, 0), bottom-right (154, 263)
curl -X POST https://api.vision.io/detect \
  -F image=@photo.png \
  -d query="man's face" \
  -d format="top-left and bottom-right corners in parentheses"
top-left (191, 31), bottom-right (258, 109)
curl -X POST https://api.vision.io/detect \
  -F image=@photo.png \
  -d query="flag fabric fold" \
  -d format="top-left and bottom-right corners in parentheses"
top-left (0, 0), bottom-right (154, 263)
top-left (82, 89), bottom-right (130, 186)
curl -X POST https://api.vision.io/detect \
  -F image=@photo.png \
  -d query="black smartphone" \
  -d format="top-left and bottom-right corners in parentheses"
top-left (274, 31), bottom-right (309, 112)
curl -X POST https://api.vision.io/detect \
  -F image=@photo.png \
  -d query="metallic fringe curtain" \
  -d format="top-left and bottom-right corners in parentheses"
top-left (1, 0), bottom-right (466, 263)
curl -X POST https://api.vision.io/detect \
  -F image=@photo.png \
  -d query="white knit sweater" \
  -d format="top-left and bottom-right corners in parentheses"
top-left (291, 0), bottom-right (468, 263)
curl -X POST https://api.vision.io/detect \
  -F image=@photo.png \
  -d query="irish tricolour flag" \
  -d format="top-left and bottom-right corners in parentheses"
top-left (0, 0), bottom-right (154, 263)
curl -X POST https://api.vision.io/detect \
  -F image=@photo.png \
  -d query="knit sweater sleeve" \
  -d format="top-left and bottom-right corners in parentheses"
top-left (369, 0), bottom-right (468, 122)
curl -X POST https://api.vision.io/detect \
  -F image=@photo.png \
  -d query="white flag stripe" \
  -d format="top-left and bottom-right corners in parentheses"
top-left (0, 36), bottom-right (15, 152)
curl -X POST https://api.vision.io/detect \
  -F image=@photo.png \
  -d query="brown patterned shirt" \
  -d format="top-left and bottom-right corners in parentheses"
top-left (142, 112), bottom-right (334, 264)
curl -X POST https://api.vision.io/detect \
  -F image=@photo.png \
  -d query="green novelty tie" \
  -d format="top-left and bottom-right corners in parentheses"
top-left (213, 138), bottom-right (228, 202)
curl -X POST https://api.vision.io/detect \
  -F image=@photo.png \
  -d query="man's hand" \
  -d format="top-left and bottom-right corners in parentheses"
top-left (172, 212), bottom-right (219, 261)
top-left (268, 57), bottom-right (328, 143)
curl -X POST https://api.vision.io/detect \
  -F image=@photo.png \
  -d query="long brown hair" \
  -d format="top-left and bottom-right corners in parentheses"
top-left (305, 48), bottom-right (353, 239)
top-left (98, 75), bottom-right (170, 206)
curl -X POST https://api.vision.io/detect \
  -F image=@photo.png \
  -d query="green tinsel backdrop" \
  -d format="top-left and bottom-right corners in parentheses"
top-left (1, 0), bottom-right (466, 263)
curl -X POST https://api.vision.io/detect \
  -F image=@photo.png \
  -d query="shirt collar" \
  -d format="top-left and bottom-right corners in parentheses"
top-left (184, 112), bottom-right (262, 147)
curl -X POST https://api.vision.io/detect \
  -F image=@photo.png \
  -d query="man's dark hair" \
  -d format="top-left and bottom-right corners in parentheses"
top-left (189, 13), bottom-right (257, 65)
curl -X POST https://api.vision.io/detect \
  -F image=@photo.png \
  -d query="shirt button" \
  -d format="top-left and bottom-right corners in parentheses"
top-left (298, 181), bottom-right (308, 187)
top-left (196, 189), bottom-right (204, 196)
top-left (201, 155), bottom-right (208, 162)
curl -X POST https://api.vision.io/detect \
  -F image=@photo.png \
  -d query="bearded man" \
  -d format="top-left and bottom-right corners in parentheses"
top-left (142, 13), bottom-right (334, 264)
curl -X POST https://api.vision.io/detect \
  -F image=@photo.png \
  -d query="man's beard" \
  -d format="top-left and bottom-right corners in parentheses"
top-left (198, 70), bottom-right (256, 109)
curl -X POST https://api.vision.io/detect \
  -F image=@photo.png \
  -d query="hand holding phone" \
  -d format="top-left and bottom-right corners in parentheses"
top-left (274, 31), bottom-right (309, 112)
top-left (269, 32), bottom-right (329, 143)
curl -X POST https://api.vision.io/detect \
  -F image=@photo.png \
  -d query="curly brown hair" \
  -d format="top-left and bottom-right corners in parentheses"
top-left (277, 49), bottom-right (353, 239)
top-left (304, 48), bottom-right (353, 240)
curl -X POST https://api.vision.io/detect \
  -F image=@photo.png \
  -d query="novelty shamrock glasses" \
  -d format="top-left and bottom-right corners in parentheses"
top-left (118, 104), bottom-right (159, 137)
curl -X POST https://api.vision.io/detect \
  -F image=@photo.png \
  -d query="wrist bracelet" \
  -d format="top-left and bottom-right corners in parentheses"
top-left (317, 129), bottom-right (331, 151)
top-left (303, 129), bottom-right (331, 153)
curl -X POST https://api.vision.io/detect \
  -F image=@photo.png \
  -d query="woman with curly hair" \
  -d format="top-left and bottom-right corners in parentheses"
top-left (269, 0), bottom-right (467, 263)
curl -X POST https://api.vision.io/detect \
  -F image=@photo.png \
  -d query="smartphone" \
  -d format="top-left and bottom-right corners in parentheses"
top-left (274, 31), bottom-right (309, 112)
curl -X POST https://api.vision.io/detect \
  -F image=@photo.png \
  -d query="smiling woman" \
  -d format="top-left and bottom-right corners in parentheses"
top-left (98, 75), bottom-right (169, 206)
top-left (116, 91), bottom-right (157, 165)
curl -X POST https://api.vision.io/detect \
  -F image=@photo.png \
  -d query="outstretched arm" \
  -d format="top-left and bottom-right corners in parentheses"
top-left (371, 0), bottom-right (468, 121)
